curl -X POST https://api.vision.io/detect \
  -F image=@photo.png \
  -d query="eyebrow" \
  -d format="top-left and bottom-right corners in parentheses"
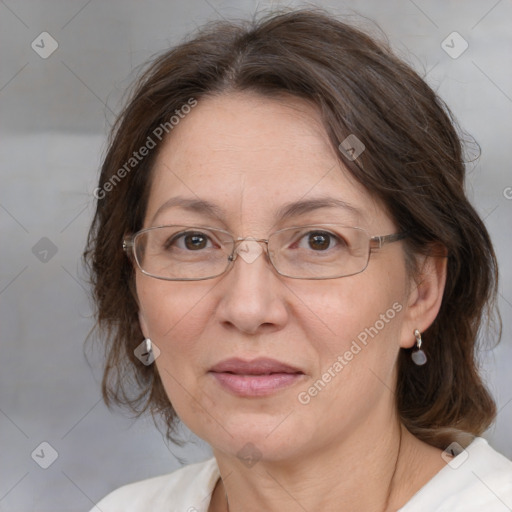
top-left (151, 195), bottom-right (363, 225)
top-left (276, 196), bottom-right (363, 221)
top-left (151, 196), bottom-right (225, 225)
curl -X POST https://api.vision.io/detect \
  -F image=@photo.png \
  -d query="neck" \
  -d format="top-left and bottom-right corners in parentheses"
top-left (210, 414), bottom-right (441, 512)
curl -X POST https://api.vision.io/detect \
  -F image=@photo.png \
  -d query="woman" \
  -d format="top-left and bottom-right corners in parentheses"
top-left (85, 8), bottom-right (512, 512)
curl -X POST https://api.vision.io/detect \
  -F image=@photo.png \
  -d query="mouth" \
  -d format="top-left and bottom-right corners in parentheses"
top-left (208, 358), bottom-right (305, 397)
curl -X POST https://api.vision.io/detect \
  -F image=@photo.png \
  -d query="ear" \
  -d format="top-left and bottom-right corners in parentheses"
top-left (399, 250), bottom-right (447, 349)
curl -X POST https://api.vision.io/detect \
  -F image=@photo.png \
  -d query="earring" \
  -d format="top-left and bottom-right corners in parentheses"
top-left (142, 338), bottom-right (154, 364)
top-left (411, 329), bottom-right (427, 366)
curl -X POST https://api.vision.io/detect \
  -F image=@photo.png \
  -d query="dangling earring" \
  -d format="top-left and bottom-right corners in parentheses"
top-left (134, 337), bottom-right (160, 365)
top-left (134, 338), bottom-right (159, 365)
top-left (141, 338), bottom-right (154, 364)
top-left (411, 329), bottom-right (427, 366)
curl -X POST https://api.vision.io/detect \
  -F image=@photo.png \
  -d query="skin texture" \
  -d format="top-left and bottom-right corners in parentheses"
top-left (136, 92), bottom-right (448, 512)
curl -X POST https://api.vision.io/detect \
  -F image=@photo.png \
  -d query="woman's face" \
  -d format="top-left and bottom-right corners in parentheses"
top-left (136, 92), bottom-right (415, 462)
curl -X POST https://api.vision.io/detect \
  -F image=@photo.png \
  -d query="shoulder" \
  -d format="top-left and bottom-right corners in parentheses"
top-left (90, 457), bottom-right (219, 512)
top-left (401, 437), bottom-right (512, 512)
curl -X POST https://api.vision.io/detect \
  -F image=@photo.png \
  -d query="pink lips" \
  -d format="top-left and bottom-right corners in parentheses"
top-left (209, 357), bottom-right (304, 397)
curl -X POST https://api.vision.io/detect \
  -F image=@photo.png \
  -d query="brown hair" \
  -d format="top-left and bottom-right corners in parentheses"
top-left (84, 8), bottom-right (499, 448)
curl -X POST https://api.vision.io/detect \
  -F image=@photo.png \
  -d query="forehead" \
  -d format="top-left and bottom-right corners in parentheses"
top-left (146, 92), bottom-right (389, 231)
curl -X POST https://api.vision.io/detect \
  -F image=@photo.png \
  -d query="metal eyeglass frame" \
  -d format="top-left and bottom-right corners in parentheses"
top-left (123, 224), bottom-right (408, 281)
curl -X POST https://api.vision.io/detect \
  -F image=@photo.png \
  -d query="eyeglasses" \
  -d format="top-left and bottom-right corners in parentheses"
top-left (123, 224), bottom-right (407, 281)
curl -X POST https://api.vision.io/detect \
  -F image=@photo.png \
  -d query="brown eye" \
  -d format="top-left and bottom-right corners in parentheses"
top-left (164, 231), bottom-right (214, 251)
top-left (184, 233), bottom-right (208, 250)
top-left (308, 232), bottom-right (331, 250)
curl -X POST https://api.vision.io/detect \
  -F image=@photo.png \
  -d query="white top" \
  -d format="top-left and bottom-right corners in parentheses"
top-left (91, 437), bottom-right (512, 512)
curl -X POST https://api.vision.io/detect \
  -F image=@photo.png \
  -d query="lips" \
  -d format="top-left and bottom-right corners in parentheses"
top-left (209, 357), bottom-right (305, 397)
top-left (210, 357), bottom-right (303, 375)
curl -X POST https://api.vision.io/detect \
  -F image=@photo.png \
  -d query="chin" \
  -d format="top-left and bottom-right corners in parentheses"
top-left (196, 411), bottom-right (315, 463)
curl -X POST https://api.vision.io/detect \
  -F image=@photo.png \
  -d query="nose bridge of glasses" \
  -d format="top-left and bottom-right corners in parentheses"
top-left (232, 237), bottom-right (269, 264)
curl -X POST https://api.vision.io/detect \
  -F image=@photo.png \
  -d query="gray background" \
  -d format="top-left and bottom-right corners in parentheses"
top-left (0, 1), bottom-right (511, 510)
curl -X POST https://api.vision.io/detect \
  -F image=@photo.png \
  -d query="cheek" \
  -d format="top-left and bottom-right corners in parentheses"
top-left (136, 276), bottom-right (219, 423)
top-left (137, 276), bottom-right (212, 340)
top-left (295, 271), bottom-right (404, 358)
top-left (292, 279), bottom-right (405, 430)
top-left (136, 276), bottom-right (216, 383)
top-left (296, 269), bottom-right (407, 413)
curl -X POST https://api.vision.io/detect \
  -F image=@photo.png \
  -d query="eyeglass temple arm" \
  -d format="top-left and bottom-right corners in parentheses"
top-left (370, 231), bottom-right (408, 249)
top-left (122, 239), bottom-right (134, 251)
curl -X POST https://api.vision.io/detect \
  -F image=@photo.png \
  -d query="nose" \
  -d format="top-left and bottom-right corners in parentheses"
top-left (215, 239), bottom-right (289, 335)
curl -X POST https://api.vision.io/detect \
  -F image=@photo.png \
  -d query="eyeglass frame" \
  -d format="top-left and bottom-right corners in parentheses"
top-left (122, 224), bottom-right (408, 281)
